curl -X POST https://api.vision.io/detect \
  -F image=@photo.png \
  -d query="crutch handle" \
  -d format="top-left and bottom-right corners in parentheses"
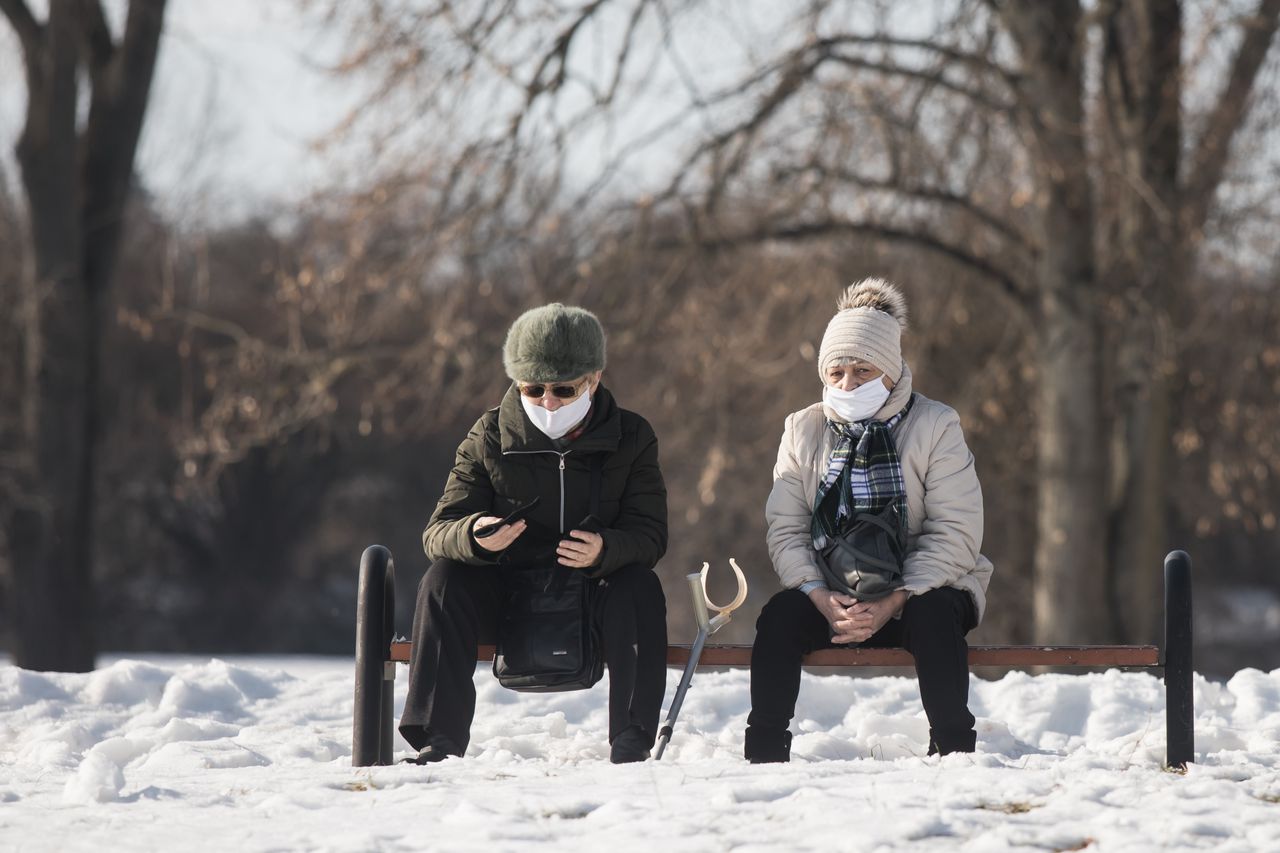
top-left (654, 560), bottom-right (750, 760)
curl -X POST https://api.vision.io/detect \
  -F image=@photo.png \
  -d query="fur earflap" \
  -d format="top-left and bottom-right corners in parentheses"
top-left (836, 277), bottom-right (908, 330)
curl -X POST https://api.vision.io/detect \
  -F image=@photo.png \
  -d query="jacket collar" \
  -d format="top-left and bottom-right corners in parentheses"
top-left (498, 382), bottom-right (623, 454)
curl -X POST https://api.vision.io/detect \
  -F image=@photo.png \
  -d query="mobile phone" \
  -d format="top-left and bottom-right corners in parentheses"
top-left (474, 496), bottom-right (541, 539)
top-left (572, 514), bottom-right (604, 536)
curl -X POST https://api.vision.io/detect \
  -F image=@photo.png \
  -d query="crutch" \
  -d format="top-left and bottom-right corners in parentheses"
top-left (653, 558), bottom-right (749, 760)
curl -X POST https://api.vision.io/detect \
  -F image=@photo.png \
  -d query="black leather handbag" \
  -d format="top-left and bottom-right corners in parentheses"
top-left (492, 456), bottom-right (606, 692)
top-left (815, 495), bottom-right (907, 601)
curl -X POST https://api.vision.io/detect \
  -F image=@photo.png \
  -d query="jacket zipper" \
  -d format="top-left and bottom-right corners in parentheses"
top-left (501, 448), bottom-right (571, 533)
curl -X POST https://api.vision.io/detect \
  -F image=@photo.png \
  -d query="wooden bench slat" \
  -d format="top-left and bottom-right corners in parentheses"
top-left (387, 641), bottom-right (1160, 667)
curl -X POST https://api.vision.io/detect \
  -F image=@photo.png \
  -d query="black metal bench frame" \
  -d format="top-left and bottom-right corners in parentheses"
top-left (353, 549), bottom-right (1194, 769)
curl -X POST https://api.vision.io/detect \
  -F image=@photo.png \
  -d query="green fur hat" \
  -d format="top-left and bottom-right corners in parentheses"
top-left (502, 303), bottom-right (607, 382)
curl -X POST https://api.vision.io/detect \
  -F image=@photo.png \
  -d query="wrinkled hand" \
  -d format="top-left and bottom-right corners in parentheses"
top-left (809, 588), bottom-right (908, 644)
top-left (557, 530), bottom-right (603, 568)
top-left (808, 589), bottom-right (859, 643)
top-left (845, 591), bottom-right (909, 642)
top-left (472, 517), bottom-right (526, 551)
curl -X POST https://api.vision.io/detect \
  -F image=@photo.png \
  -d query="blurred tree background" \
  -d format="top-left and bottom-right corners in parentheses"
top-left (1, 0), bottom-right (1278, 676)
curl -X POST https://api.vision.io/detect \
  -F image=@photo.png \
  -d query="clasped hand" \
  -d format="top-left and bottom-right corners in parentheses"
top-left (472, 517), bottom-right (603, 568)
top-left (809, 588), bottom-right (908, 644)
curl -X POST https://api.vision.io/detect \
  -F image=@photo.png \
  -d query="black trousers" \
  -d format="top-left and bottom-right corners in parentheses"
top-left (399, 558), bottom-right (668, 753)
top-left (748, 586), bottom-right (978, 752)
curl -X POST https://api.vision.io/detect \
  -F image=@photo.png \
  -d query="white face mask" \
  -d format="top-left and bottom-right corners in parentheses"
top-left (823, 377), bottom-right (891, 422)
top-left (521, 385), bottom-right (593, 440)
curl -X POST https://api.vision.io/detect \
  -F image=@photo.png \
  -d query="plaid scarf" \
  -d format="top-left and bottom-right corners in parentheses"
top-left (811, 394), bottom-right (915, 549)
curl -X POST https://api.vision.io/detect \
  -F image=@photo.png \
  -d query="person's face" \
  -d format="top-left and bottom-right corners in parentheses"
top-left (518, 371), bottom-right (602, 411)
top-left (824, 361), bottom-right (893, 392)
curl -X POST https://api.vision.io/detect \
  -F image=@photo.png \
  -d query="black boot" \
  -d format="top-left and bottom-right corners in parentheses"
top-left (744, 727), bottom-right (792, 763)
top-left (927, 728), bottom-right (976, 756)
top-left (609, 725), bottom-right (652, 764)
top-left (404, 733), bottom-right (463, 764)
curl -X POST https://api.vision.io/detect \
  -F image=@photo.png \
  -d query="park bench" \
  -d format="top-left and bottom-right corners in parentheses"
top-left (352, 547), bottom-right (1194, 769)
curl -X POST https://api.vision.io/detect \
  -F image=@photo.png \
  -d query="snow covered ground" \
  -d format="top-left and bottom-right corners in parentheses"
top-left (3, 657), bottom-right (1279, 852)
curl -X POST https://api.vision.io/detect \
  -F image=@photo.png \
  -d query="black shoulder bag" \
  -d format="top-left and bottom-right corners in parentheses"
top-left (815, 495), bottom-right (907, 601)
top-left (492, 455), bottom-right (606, 692)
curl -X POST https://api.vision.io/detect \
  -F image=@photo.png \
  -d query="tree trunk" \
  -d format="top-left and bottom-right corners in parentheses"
top-left (8, 2), bottom-right (95, 671)
top-left (7, 291), bottom-right (99, 670)
top-left (1033, 233), bottom-right (1110, 644)
top-left (1099, 0), bottom-right (1182, 644)
top-left (1115, 0), bottom-right (1280, 644)
top-left (4, 0), bottom-right (167, 671)
top-left (1108, 355), bottom-right (1172, 643)
top-left (996, 1), bottom-right (1113, 643)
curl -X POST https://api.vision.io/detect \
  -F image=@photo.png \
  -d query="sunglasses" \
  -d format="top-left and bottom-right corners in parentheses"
top-left (517, 378), bottom-right (589, 399)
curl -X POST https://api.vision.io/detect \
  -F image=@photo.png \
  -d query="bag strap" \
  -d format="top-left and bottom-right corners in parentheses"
top-left (852, 511), bottom-right (898, 537)
top-left (850, 511), bottom-right (907, 563)
top-left (829, 538), bottom-right (902, 573)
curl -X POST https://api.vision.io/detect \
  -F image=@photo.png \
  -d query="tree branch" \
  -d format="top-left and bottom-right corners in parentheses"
top-left (827, 52), bottom-right (1017, 113)
top-left (1182, 0), bottom-right (1280, 239)
top-left (651, 44), bottom-right (829, 211)
top-left (814, 33), bottom-right (1022, 89)
top-left (701, 48), bottom-right (830, 212)
top-left (78, 0), bottom-right (167, 294)
top-left (0, 0), bottom-right (42, 60)
top-left (515, 0), bottom-right (608, 124)
top-left (664, 218), bottom-right (1033, 311)
top-left (588, 0), bottom-right (649, 107)
top-left (115, 0), bottom-right (167, 94)
top-left (773, 163), bottom-right (1039, 254)
top-left (987, 1), bottom-right (1088, 140)
top-left (79, 0), bottom-right (115, 72)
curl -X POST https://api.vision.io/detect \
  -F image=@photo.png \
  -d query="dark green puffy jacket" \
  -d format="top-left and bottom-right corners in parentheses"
top-left (422, 384), bottom-right (668, 577)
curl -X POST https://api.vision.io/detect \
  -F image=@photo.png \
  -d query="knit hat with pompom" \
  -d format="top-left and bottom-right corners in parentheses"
top-left (816, 278), bottom-right (908, 383)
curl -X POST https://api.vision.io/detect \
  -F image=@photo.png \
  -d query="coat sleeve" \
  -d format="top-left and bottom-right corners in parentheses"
top-left (593, 419), bottom-right (668, 577)
top-left (901, 409), bottom-right (984, 594)
top-left (422, 414), bottom-right (501, 565)
top-left (764, 413), bottom-right (825, 589)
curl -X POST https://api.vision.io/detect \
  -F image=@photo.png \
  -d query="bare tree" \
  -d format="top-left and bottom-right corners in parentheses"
top-left (311, 0), bottom-right (1280, 643)
top-left (0, 0), bottom-right (167, 670)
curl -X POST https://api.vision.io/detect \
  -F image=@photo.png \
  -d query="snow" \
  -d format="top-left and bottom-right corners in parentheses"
top-left (3, 658), bottom-right (1280, 851)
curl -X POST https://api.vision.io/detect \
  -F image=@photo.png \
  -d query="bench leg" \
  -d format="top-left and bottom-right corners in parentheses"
top-left (380, 661), bottom-right (395, 766)
top-left (1163, 550), bottom-right (1193, 769)
top-left (353, 545), bottom-right (396, 767)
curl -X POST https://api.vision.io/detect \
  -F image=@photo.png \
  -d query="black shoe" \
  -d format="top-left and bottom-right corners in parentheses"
top-left (744, 727), bottom-right (792, 763)
top-left (927, 729), bottom-right (976, 756)
top-left (403, 734), bottom-right (462, 764)
top-left (609, 725), bottom-right (652, 764)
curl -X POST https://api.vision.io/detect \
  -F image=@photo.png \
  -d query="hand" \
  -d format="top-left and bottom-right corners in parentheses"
top-left (808, 588), bottom-right (908, 644)
top-left (843, 590), bottom-right (910, 643)
top-left (557, 529), bottom-right (603, 568)
top-left (808, 589), bottom-right (861, 644)
top-left (472, 517), bottom-right (526, 551)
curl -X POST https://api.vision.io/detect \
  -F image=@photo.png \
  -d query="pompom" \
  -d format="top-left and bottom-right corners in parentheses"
top-left (835, 277), bottom-right (908, 329)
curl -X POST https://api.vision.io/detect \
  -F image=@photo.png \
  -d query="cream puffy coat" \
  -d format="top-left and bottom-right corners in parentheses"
top-left (764, 371), bottom-right (994, 623)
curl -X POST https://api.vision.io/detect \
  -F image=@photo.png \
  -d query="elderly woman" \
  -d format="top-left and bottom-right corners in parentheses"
top-left (399, 303), bottom-right (668, 764)
top-left (745, 279), bottom-right (994, 762)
